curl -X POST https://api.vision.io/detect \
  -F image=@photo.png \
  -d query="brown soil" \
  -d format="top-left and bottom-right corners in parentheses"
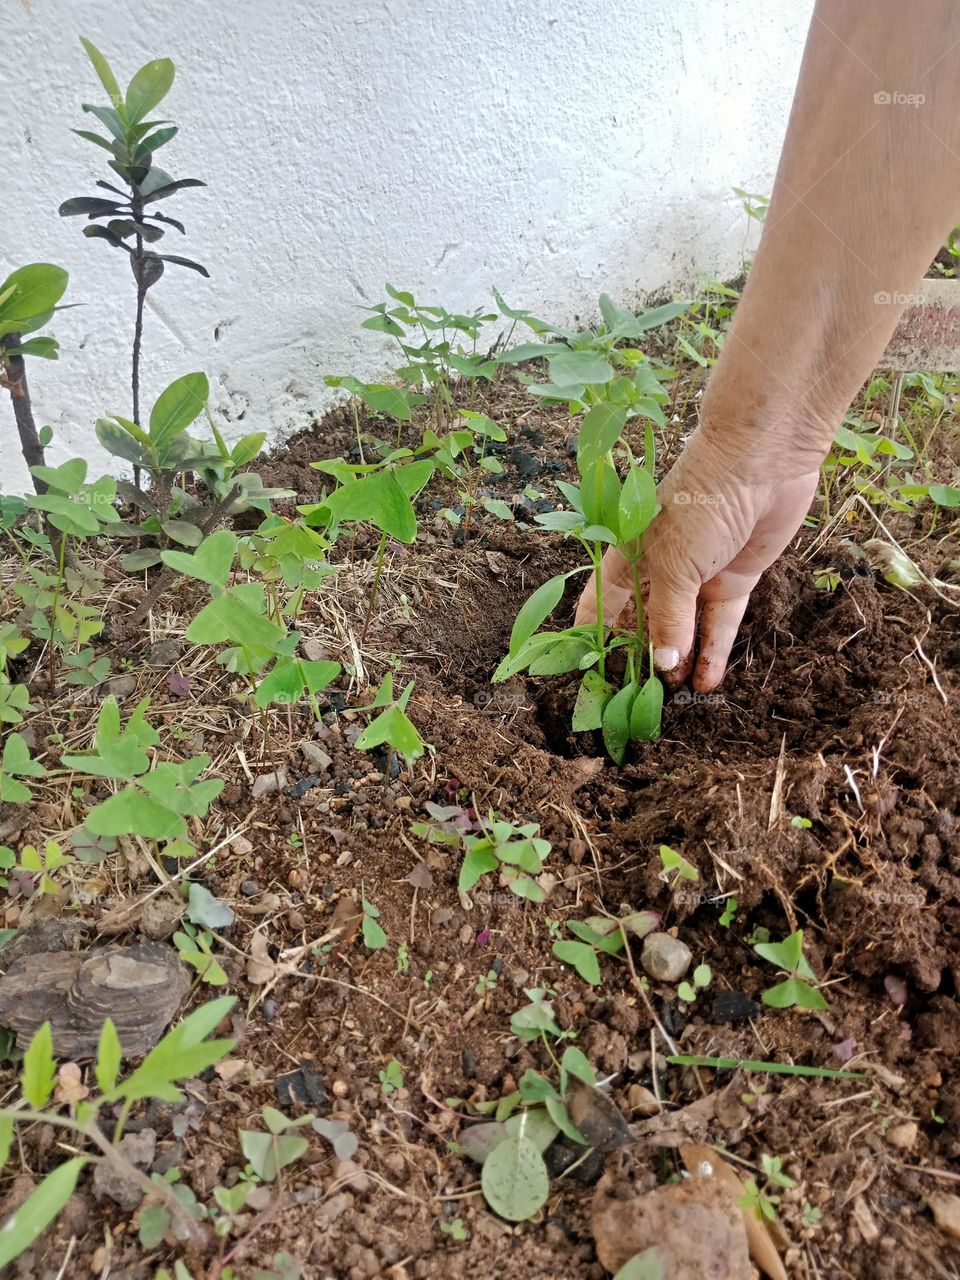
top-left (3, 374), bottom-right (960, 1280)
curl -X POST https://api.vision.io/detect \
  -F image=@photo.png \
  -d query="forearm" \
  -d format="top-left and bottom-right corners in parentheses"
top-left (702, 0), bottom-right (960, 470)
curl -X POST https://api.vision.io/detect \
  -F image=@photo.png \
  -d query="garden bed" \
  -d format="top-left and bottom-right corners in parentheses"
top-left (2, 361), bottom-right (959, 1279)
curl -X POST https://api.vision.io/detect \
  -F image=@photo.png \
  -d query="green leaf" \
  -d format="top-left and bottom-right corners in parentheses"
top-left (149, 372), bottom-right (209, 448)
top-left (0, 1115), bottom-right (12, 1172)
top-left (0, 1157), bottom-right (86, 1269)
top-left (361, 385), bottom-right (412, 421)
top-left (579, 457), bottom-right (621, 534)
top-left (571, 670), bottom-right (614, 732)
top-left (161, 529), bottom-right (237, 587)
top-left (548, 350), bottom-right (614, 387)
top-left (761, 977), bottom-right (828, 1010)
top-left (577, 403), bottom-right (627, 472)
top-left (754, 929), bottom-right (811, 978)
top-left (109, 996), bottom-right (235, 1104)
top-left (929, 484), bottom-right (960, 508)
top-left (161, 519), bottom-right (203, 547)
top-left (560, 1046), bottom-right (596, 1086)
top-left (361, 911), bottom-right (387, 950)
top-left (528, 635), bottom-right (594, 676)
top-left (85, 788), bottom-right (187, 841)
top-left (0, 264), bottom-right (69, 327)
top-left (79, 37), bottom-right (124, 110)
top-left (552, 940), bottom-right (602, 985)
top-left (126, 58), bottom-right (176, 124)
top-left (186, 586), bottom-right (284, 649)
top-left (618, 465), bottom-right (658, 544)
top-left (95, 1019), bottom-right (122, 1093)
top-left (505, 574), bottom-right (567, 656)
top-left (138, 1203), bottom-right (171, 1250)
top-left (459, 845), bottom-right (498, 893)
top-left (21, 1022), bottom-right (55, 1108)
top-left (629, 676), bottom-right (663, 741)
top-left (613, 1249), bottom-right (666, 1280)
top-left (324, 470), bottom-right (418, 543)
top-left (480, 1133), bottom-right (549, 1222)
top-left (602, 681), bottom-right (638, 765)
top-left (544, 1095), bottom-right (586, 1144)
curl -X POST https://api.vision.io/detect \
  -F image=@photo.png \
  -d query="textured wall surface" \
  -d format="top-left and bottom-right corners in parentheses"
top-left (0, 0), bottom-right (813, 493)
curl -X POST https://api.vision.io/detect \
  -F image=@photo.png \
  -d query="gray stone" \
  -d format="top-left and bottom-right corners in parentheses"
top-left (252, 768), bottom-right (288, 798)
top-left (300, 742), bottom-right (333, 773)
top-left (640, 932), bottom-right (693, 983)
top-left (94, 1129), bottom-right (157, 1209)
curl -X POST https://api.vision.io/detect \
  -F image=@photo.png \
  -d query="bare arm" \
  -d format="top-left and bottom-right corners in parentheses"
top-left (577, 0), bottom-right (960, 690)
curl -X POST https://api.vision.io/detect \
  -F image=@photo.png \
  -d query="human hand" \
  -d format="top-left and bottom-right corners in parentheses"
top-left (573, 428), bottom-right (820, 692)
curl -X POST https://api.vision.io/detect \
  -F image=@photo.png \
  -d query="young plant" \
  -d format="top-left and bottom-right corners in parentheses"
top-left (0, 263), bottom-right (69, 483)
top-left (178, 531), bottom-right (341, 721)
top-left (753, 929), bottom-right (828, 1010)
top-left (61, 37), bottom-right (208, 471)
top-left (239, 1106), bottom-right (314, 1182)
top-left (353, 673), bottom-right (425, 767)
top-left (496, 292), bottom-right (683, 424)
top-left (173, 924), bottom-right (228, 986)
top-left (492, 402), bottom-right (663, 762)
top-left (677, 963), bottom-right (712, 1004)
top-left (303, 454), bottom-right (434, 639)
top-left (362, 285), bottom-right (497, 431)
top-left (16, 840), bottom-right (74, 897)
top-left (466, 814), bottom-right (551, 902)
top-left (458, 1026), bottom-right (598, 1223)
top-left (740, 1153), bottom-right (795, 1223)
top-left (379, 1059), bottom-right (404, 1094)
top-left (658, 844), bottom-right (698, 888)
top-left (0, 997), bottom-right (235, 1269)
top-left (361, 897), bottom-right (387, 949)
top-left (551, 909), bottom-right (660, 986)
top-left (61, 695), bottom-right (223, 861)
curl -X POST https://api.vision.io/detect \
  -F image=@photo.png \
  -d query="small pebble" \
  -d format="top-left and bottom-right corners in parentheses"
top-left (640, 932), bottom-right (693, 983)
top-left (240, 880), bottom-right (260, 898)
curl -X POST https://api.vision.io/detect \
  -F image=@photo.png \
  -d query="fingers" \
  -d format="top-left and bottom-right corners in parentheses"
top-left (692, 594), bottom-right (751, 692)
top-left (645, 560), bottom-right (699, 685)
top-left (574, 547), bottom-right (634, 626)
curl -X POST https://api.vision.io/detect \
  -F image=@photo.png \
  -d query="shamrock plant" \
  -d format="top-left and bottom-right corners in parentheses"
top-left (493, 402), bottom-right (663, 762)
top-left (0, 732), bottom-right (47, 803)
top-left (353, 673), bottom-right (425, 767)
top-left (175, 530), bottom-right (341, 719)
top-left (61, 695), bottom-right (223, 860)
top-left (551, 909), bottom-right (660, 986)
top-left (753, 929), bottom-right (828, 1010)
top-left (0, 998), bottom-right (236, 1269)
top-left (240, 1106), bottom-right (314, 1183)
top-left (459, 813), bottom-right (552, 904)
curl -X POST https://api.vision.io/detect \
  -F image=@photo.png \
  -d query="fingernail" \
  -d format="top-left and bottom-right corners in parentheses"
top-left (653, 646), bottom-right (680, 672)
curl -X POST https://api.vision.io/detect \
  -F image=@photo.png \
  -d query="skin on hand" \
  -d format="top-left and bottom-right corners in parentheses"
top-left (577, 0), bottom-right (960, 691)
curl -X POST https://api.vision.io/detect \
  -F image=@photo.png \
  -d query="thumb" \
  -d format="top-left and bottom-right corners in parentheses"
top-left (645, 557), bottom-right (700, 683)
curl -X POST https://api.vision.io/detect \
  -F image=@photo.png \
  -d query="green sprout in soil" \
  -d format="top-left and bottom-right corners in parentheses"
top-left (740, 1153), bottom-right (796, 1223)
top-left (753, 929), bottom-right (828, 1010)
top-left (0, 998), bottom-right (235, 1269)
top-left (677, 963), bottom-right (712, 1004)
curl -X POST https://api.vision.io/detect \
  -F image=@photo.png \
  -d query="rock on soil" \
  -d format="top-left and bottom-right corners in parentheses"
top-left (640, 932), bottom-right (693, 983)
top-left (928, 1191), bottom-right (960, 1238)
top-left (93, 1129), bottom-right (156, 1209)
top-left (592, 1175), bottom-right (753, 1277)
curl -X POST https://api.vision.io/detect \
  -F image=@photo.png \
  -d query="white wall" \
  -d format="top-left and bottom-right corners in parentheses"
top-left (0, 0), bottom-right (813, 494)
